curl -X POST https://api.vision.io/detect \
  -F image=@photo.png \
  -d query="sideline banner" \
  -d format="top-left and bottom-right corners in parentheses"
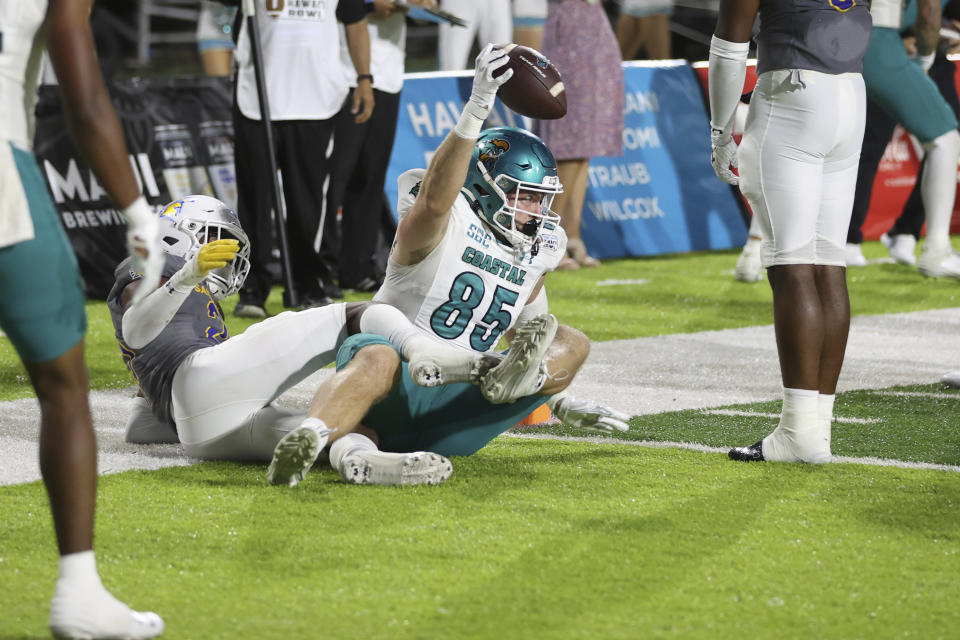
top-left (579, 61), bottom-right (746, 258)
top-left (33, 76), bottom-right (236, 298)
top-left (385, 63), bottom-right (747, 259)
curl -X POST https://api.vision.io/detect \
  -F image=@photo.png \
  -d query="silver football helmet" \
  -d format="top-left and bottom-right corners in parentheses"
top-left (157, 195), bottom-right (250, 299)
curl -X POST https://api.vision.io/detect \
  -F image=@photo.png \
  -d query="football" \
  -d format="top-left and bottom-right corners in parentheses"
top-left (494, 44), bottom-right (567, 120)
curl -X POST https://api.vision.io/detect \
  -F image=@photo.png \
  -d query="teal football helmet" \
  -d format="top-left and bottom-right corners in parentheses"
top-left (462, 127), bottom-right (562, 258)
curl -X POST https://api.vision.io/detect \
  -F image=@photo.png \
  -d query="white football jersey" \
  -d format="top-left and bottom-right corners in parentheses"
top-left (374, 169), bottom-right (567, 353)
top-left (869, 0), bottom-right (902, 29)
top-left (235, 0), bottom-right (347, 120)
top-left (0, 0), bottom-right (47, 149)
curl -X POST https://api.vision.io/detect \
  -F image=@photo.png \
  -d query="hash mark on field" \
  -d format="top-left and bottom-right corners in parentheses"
top-left (596, 279), bottom-right (650, 287)
top-left (875, 391), bottom-right (960, 400)
top-left (704, 409), bottom-right (881, 424)
top-left (506, 433), bottom-right (960, 472)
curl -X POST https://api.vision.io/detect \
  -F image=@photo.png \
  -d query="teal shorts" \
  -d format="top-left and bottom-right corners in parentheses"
top-left (0, 144), bottom-right (86, 363)
top-left (336, 334), bottom-right (548, 456)
top-left (863, 28), bottom-right (958, 142)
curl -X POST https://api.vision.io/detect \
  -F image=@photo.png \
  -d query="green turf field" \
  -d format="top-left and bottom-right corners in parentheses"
top-left (2, 242), bottom-right (959, 639)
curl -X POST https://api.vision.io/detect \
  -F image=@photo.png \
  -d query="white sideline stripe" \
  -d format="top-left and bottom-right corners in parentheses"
top-left (875, 391), bottom-right (960, 400)
top-left (704, 409), bottom-right (882, 424)
top-left (596, 278), bottom-right (650, 287)
top-left (505, 432), bottom-right (960, 473)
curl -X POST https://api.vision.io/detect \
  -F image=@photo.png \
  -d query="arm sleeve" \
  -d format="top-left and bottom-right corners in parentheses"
top-left (120, 255), bottom-right (204, 349)
top-left (337, 0), bottom-right (367, 24)
top-left (516, 287), bottom-right (549, 327)
top-left (707, 35), bottom-right (750, 135)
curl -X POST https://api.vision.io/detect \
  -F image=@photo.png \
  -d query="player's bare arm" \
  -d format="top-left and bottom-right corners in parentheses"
top-left (393, 44), bottom-right (513, 265)
top-left (45, 0), bottom-right (139, 208)
top-left (344, 19), bottom-right (374, 123)
top-left (45, 0), bottom-right (164, 301)
top-left (714, 0), bottom-right (760, 42)
top-left (914, 0), bottom-right (942, 57)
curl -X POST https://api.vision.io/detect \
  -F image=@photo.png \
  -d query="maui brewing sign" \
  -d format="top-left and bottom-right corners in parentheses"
top-left (33, 76), bottom-right (236, 298)
top-left (386, 63), bottom-right (747, 259)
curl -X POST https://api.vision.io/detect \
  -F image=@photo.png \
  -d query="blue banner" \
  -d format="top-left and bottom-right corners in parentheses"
top-left (580, 61), bottom-right (746, 258)
top-left (384, 63), bottom-right (747, 259)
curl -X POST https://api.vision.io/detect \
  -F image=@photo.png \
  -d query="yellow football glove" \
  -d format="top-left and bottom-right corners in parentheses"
top-left (196, 238), bottom-right (240, 275)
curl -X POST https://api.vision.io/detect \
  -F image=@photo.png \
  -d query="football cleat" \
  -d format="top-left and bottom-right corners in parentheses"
top-left (409, 348), bottom-right (502, 387)
top-left (49, 582), bottom-right (164, 639)
top-left (339, 450), bottom-right (453, 486)
top-left (267, 425), bottom-right (329, 487)
top-left (728, 440), bottom-right (765, 462)
top-left (918, 246), bottom-right (960, 279)
top-left (734, 245), bottom-right (763, 282)
top-left (880, 232), bottom-right (917, 266)
top-left (844, 243), bottom-right (868, 267)
top-left (480, 313), bottom-right (558, 404)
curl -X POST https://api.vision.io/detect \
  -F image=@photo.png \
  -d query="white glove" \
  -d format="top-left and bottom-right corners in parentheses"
top-left (469, 43), bottom-right (513, 112)
top-left (122, 197), bottom-right (163, 305)
top-left (455, 44), bottom-right (514, 138)
top-left (710, 128), bottom-right (739, 186)
top-left (551, 395), bottom-right (631, 434)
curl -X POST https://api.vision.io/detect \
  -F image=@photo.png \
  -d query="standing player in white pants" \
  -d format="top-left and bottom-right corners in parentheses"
top-left (708, 0), bottom-right (872, 463)
top-left (438, 0), bottom-right (512, 70)
top-left (1, 1), bottom-right (165, 637)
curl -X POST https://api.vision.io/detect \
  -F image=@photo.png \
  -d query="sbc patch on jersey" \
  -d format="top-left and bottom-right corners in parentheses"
top-left (539, 233), bottom-right (561, 253)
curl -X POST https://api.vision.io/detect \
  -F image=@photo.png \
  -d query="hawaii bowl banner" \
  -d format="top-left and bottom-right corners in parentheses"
top-left (385, 63), bottom-right (748, 259)
top-left (579, 61), bottom-right (747, 258)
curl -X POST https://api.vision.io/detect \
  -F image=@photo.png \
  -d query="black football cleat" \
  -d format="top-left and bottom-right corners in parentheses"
top-left (728, 440), bottom-right (765, 462)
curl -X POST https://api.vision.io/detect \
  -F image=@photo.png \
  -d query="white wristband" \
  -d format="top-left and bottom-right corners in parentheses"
top-left (914, 52), bottom-right (935, 72)
top-left (454, 100), bottom-right (489, 139)
top-left (120, 195), bottom-right (151, 225)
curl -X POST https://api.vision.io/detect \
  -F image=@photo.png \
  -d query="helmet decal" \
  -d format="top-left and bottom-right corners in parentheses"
top-left (159, 200), bottom-right (182, 220)
top-left (479, 138), bottom-right (510, 163)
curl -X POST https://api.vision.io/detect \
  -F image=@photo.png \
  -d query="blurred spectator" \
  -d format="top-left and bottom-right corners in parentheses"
top-left (845, 7), bottom-right (960, 273)
top-left (513, 0), bottom-right (547, 51)
top-left (196, 0), bottom-right (238, 76)
top-left (231, 0), bottom-right (373, 318)
top-left (847, 0), bottom-right (960, 278)
top-left (535, 0), bottom-right (624, 270)
top-left (438, 0), bottom-right (511, 70)
top-left (327, 0), bottom-right (436, 293)
top-left (615, 0), bottom-right (673, 60)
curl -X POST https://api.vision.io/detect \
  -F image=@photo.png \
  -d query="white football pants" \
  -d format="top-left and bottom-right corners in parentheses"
top-left (172, 303), bottom-right (348, 460)
top-left (438, 0), bottom-right (512, 70)
top-left (738, 69), bottom-right (866, 268)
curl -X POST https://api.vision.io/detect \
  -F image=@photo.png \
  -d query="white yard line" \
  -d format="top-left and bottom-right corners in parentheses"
top-left (703, 409), bottom-right (882, 424)
top-left (506, 432), bottom-right (960, 473)
top-left (2, 307), bottom-right (959, 485)
top-left (874, 391), bottom-right (960, 400)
